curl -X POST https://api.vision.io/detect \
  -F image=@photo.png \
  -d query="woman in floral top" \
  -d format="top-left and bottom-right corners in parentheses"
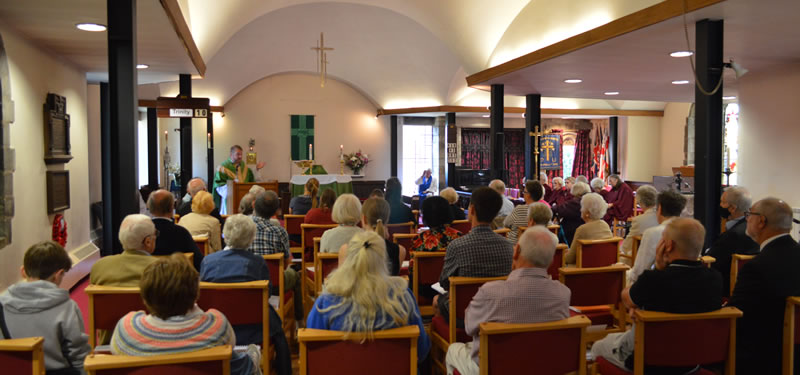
top-left (411, 196), bottom-right (462, 253)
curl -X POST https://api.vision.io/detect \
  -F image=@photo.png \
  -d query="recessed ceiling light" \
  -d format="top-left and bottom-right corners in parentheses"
top-left (672, 80), bottom-right (690, 85)
top-left (604, 91), bottom-right (620, 96)
top-left (670, 51), bottom-right (694, 58)
top-left (564, 79), bottom-right (582, 84)
top-left (136, 64), bottom-right (149, 69)
top-left (76, 23), bottom-right (106, 32)
top-left (722, 96), bottom-right (736, 100)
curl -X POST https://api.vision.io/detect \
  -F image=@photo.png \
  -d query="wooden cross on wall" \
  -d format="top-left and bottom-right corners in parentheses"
top-left (310, 32), bottom-right (334, 88)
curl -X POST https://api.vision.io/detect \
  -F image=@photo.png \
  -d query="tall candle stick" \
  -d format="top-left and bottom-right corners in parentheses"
top-left (308, 144), bottom-right (313, 161)
top-left (340, 144), bottom-right (344, 162)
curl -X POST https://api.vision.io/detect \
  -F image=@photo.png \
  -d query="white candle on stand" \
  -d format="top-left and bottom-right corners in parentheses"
top-left (340, 145), bottom-right (344, 161)
top-left (308, 144), bottom-right (313, 160)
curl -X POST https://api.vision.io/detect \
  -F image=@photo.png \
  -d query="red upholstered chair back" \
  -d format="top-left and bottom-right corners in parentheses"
top-left (315, 253), bottom-right (339, 293)
top-left (84, 345), bottom-right (232, 375)
top-left (450, 220), bottom-right (471, 234)
top-left (559, 265), bottom-right (627, 307)
top-left (393, 234), bottom-right (416, 260)
top-left (730, 254), bottom-right (756, 295)
top-left (546, 244), bottom-right (568, 280)
top-left (480, 317), bottom-right (590, 375)
top-left (547, 224), bottom-right (560, 236)
top-left (284, 215), bottom-right (305, 236)
top-left (194, 237), bottom-right (208, 256)
top-left (301, 224), bottom-right (337, 261)
top-left (299, 326), bottom-right (419, 375)
top-left (0, 337), bottom-right (45, 375)
top-left (85, 285), bottom-right (147, 348)
top-left (416, 252), bottom-right (446, 285)
top-left (575, 237), bottom-right (622, 268)
top-left (450, 277), bottom-right (507, 322)
top-left (263, 254), bottom-right (283, 292)
top-left (387, 222), bottom-right (415, 238)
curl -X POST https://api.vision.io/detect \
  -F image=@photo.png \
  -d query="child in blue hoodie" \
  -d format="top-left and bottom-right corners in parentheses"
top-left (0, 241), bottom-right (90, 375)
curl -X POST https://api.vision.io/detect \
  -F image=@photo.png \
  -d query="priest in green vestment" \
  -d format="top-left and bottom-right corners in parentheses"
top-left (213, 145), bottom-right (264, 213)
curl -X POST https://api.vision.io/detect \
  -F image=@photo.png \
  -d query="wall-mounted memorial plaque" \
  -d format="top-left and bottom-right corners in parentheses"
top-left (43, 93), bottom-right (72, 164)
top-left (46, 171), bottom-right (70, 213)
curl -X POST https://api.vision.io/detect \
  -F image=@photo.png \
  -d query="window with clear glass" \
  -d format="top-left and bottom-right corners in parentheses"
top-left (723, 103), bottom-right (739, 186)
top-left (402, 125), bottom-right (433, 196)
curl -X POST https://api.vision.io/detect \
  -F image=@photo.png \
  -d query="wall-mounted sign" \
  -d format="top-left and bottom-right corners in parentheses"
top-left (447, 143), bottom-right (458, 163)
top-left (169, 108), bottom-right (193, 117)
top-left (156, 97), bottom-right (210, 118)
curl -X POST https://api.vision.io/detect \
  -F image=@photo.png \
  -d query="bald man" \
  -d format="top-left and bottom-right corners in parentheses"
top-left (176, 178), bottom-right (223, 224)
top-left (148, 189), bottom-right (203, 270)
top-left (592, 218), bottom-right (722, 372)
top-left (730, 197), bottom-right (800, 374)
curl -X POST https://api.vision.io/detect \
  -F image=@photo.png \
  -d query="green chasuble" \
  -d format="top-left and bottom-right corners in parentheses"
top-left (212, 159), bottom-right (255, 210)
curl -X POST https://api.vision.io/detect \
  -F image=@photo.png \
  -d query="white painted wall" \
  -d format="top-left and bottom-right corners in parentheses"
top-left (658, 102), bottom-right (691, 176)
top-left (218, 73), bottom-right (388, 182)
top-left (0, 26), bottom-right (90, 291)
top-left (623, 116), bottom-right (661, 182)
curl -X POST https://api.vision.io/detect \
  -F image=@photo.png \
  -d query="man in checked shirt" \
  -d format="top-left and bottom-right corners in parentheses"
top-left (433, 187), bottom-right (514, 320)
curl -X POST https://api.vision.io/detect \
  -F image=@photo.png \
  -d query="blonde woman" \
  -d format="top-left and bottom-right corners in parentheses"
top-left (339, 197), bottom-right (405, 275)
top-left (320, 193), bottom-right (363, 253)
top-left (307, 231), bottom-right (430, 365)
top-left (289, 178), bottom-right (319, 215)
top-left (178, 191), bottom-right (222, 252)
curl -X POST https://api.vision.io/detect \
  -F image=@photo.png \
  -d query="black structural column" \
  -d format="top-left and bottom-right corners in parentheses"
top-left (446, 112), bottom-right (457, 187)
top-left (178, 74), bottom-right (192, 197)
top-left (207, 114), bottom-right (214, 187)
top-left (390, 115), bottom-right (398, 177)
top-left (147, 107), bottom-right (158, 188)
top-left (104, 0), bottom-right (139, 255)
top-left (489, 84), bottom-right (504, 180)
top-left (694, 19), bottom-right (724, 247)
top-left (525, 94), bottom-right (541, 181)
top-left (609, 116), bottom-right (619, 175)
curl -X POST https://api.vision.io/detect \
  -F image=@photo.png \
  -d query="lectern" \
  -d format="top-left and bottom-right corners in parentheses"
top-left (227, 181), bottom-right (279, 214)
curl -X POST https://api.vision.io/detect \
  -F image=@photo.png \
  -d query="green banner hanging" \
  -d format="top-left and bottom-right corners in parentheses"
top-left (290, 115), bottom-right (315, 160)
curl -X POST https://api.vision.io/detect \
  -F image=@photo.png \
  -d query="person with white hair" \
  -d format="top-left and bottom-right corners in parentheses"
top-left (177, 177), bottom-right (223, 223)
top-left (590, 177), bottom-right (608, 199)
top-left (553, 181), bottom-right (591, 245)
top-left (621, 185), bottom-right (659, 263)
top-left (527, 202), bottom-right (553, 227)
top-left (603, 174), bottom-right (634, 225)
top-left (547, 176), bottom-right (571, 206)
top-left (627, 190), bottom-right (687, 285)
top-left (415, 168), bottom-right (438, 199)
top-left (576, 175), bottom-right (589, 185)
top-left (90, 214), bottom-right (159, 286)
top-left (504, 180), bottom-right (547, 243)
top-left (320, 193), bottom-right (364, 253)
top-left (445, 226), bottom-right (570, 375)
top-left (703, 186), bottom-right (759, 296)
top-left (440, 187), bottom-right (466, 220)
top-left (178, 191), bottom-right (222, 253)
top-left (730, 197), bottom-right (800, 374)
top-left (565, 192), bottom-right (613, 264)
top-left (489, 179), bottom-right (514, 218)
top-left (539, 172), bottom-right (553, 202)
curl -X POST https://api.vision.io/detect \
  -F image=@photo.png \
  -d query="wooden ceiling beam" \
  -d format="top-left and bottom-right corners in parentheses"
top-left (377, 106), bottom-right (663, 117)
top-left (159, 0), bottom-right (207, 77)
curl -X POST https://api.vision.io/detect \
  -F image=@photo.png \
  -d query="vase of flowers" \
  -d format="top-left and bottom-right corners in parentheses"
top-left (345, 150), bottom-right (369, 175)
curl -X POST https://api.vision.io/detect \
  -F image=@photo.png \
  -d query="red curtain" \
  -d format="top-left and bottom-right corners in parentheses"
top-left (572, 129), bottom-right (594, 179)
top-left (461, 129), bottom-right (490, 169)
top-left (504, 130), bottom-right (524, 189)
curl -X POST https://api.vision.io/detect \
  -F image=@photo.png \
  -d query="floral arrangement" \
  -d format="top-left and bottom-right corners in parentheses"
top-left (344, 150), bottom-right (369, 174)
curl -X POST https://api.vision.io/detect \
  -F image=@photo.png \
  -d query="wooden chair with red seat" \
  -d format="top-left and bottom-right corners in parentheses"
top-left (84, 345), bottom-right (232, 375)
top-left (153, 252), bottom-right (195, 268)
top-left (0, 337), bottom-right (45, 375)
top-left (314, 251), bottom-right (339, 295)
top-left (730, 253), bottom-right (756, 295)
top-left (393, 233), bottom-right (417, 260)
top-left (545, 244), bottom-right (569, 281)
top-left (430, 276), bottom-right (507, 374)
top-left (197, 281), bottom-right (270, 374)
top-left (263, 253), bottom-right (296, 337)
top-left (284, 214), bottom-right (305, 257)
top-left (387, 221), bottom-right (416, 238)
top-left (574, 237), bottom-right (623, 268)
top-left (559, 264), bottom-right (629, 342)
top-left (449, 220), bottom-right (471, 234)
top-left (412, 209), bottom-right (420, 225)
top-left (298, 325), bottom-right (420, 375)
top-left (477, 316), bottom-right (591, 375)
top-left (700, 255), bottom-right (716, 269)
top-left (492, 228), bottom-right (511, 237)
top-left (612, 218), bottom-right (629, 238)
top-left (547, 224), bottom-right (561, 237)
top-left (783, 296), bottom-right (800, 375)
top-left (85, 285), bottom-right (146, 348)
top-left (410, 251), bottom-right (446, 316)
top-left (619, 235), bottom-right (641, 267)
top-left (592, 307), bottom-right (742, 375)
top-left (300, 225), bottom-right (337, 309)
top-left (193, 236), bottom-right (209, 256)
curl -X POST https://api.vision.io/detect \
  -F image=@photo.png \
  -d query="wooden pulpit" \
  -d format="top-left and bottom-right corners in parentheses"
top-left (227, 181), bottom-right (279, 214)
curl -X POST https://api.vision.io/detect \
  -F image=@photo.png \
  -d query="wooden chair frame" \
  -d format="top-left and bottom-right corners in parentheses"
top-left (517, 225), bottom-right (561, 241)
top-left (559, 264), bottom-right (629, 342)
top-left (298, 326), bottom-right (419, 375)
top-left (412, 209), bottom-right (420, 225)
top-left (620, 235), bottom-right (641, 266)
top-left (393, 233), bottom-right (417, 260)
top-left (387, 221), bottom-right (416, 236)
top-left (263, 253), bottom-right (296, 336)
top-left (478, 316), bottom-right (591, 375)
top-left (153, 252), bottom-right (194, 267)
top-left (493, 228), bottom-right (511, 237)
top-left (574, 237), bottom-right (623, 268)
top-left (314, 252), bottom-right (339, 294)
top-left (300, 225), bottom-right (337, 310)
top-left (0, 337), bottom-right (45, 375)
top-left (84, 345), bottom-right (232, 375)
top-left (85, 285), bottom-right (143, 348)
top-left (410, 251), bottom-right (446, 316)
top-left (700, 255), bottom-right (716, 268)
top-left (449, 220), bottom-right (471, 234)
top-left (783, 296), bottom-right (800, 375)
top-left (730, 254), bottom-right (756, 295)
top-left (284, 214), bottom-right (306, 256)
top-left (193, 236), bottom-right (210, 256)
top-left (545, 244), bottom-right (568, 280)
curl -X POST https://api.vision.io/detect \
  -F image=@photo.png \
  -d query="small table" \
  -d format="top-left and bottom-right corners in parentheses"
top-left (290, 174), bottom-right (354, 197)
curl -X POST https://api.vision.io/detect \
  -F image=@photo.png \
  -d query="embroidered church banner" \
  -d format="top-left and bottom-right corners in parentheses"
top-left (290, 115), bottom-right (314, 161)
top-left (539, 134), bottom-right (561, 170)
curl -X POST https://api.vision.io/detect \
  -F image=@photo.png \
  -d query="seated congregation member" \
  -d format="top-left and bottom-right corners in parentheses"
top-left (527, 202), bottom-right (553, 227)
top-left (148, 189), bottom-right (203, 270)
top-left (289, 178), bottom-right (318, 215)
top-left (199, 214), bottom-right (291, 375)
top-left (446, 227), bottom-right (570, 375)
top-left (540, 172), bottom-right (553, 202)
top-left (590, 177), bottom-right (608, 199)
top-left (440, 187), bottom-right (466, 220)
top-left (729, 197), bottom-right (800, 374)
top-left (369, 188), bottom-right (385, 199)
top-left (576, 175), bottom-right (589, 185)
top-left (177, 177), bottom-right (223, 223)
top-left (91, 214), bottom-right (159, 286)
top-left (248, 191), bottom-right (302, 322)
top-left (565, 192), bottom-right (613, 265)
top-left (553, 181), bottom-right (591, 246)
top-left (340, 197), bottom-right (405, 276)
top-left (489, 179), bottom-right (513, 219)
top-left (704, 186), bottom-right (759, 297)
top-left (603, 174), bottom-right (634, 225)
top-left (434, 187), bottom-right (513, 320)
top-left (307, 231), bottom-right (431, 365)
top-left (386, 177), bottom-right (415, 224)
top-left (504, 180), bottom-right (545, 243)
top-left (178, 190), bottom-right (222, 253)
top-left (0, 241), bottom-right (90, 374)
top-left (592, 218), bottom-right (722, 372)
top-left (627, 190), bottom-right (686, 285)
top-left (239, 192), bottom-right (256, 215)
top-left (303, 188), bottom-right (336, 225)
top-left (411, 196), bottom-right (462, 253)
top-left (319, 193), bottom-right (363, 253)
top-left (113, 254), bottom-right (261, 375)
top-left (620, 185), bottom-right (659, 262)
top-left (547, 177), bottom-right (570, 206)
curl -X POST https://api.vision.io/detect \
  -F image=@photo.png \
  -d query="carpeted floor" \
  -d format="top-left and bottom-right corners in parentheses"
top-left (69, 276), bottom-right (91, 334)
